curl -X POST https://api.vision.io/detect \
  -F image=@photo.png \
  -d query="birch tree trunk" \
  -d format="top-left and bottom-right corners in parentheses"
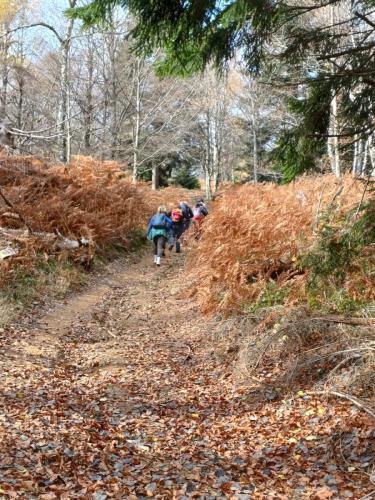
top-left (367, 135), bottom-right (375, 176)
top-left (205, 168), bottom-right (213, 200)
top-left (0, 23), bottom-right (10, 117)
top-left (58, 0), bottom-right (76, 163)
top-left (204, 110), bottom-right (213, 200)
top-left (252, 125), bottom-right (258, 183)
top-left (107, 26), bottom-right (118, 160)
top-left (132, 58), bottom-right (142, 183)
top-left (328, 92), bottom-right (341, 177)
top-left (328, 5), bottom-right (341, 178)
top-left (84, 36), bottom-right (94, 152)
top-left (352, 135), bottom-right (366, 175)
top-left (212, 120), bottom-right (220, 191)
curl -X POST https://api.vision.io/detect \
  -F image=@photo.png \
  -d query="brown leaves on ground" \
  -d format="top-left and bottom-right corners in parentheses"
top-left (0, 252), bottom-right (373, 498)
top-left (187, 175), bottom-right (369, 315)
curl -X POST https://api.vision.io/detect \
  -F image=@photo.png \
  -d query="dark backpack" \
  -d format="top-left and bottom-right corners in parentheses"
top-left (180, 203), bottom-right (191, 219)
top-left (152, 213), bottom-right (167, 229)
top-left (199, 204), bottom-right (208, 216)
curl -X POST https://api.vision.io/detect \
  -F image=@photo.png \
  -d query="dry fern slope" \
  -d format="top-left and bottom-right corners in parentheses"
top-left (188, 175), bottom-right (373, 315)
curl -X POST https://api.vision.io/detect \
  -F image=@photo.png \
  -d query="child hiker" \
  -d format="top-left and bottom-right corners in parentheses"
top-left (169, 204), bottom-right (185, 253)
top-left (147, 206), bottom-right (172, 266)
top-left (192, 198), bottom-right (209, 225)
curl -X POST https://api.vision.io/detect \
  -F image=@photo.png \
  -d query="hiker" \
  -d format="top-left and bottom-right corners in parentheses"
top-left (179, 201), bottom-right (194, 231)
top-left (147, 206), bottom-right (172, 266)
top-left (170, 204), bottom-right (185, 253)
top-left (192, 198), bottom-right (208, 226)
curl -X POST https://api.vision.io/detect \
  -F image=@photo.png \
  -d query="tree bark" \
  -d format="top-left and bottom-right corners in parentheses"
top-left (84, 36), bottom-right (94, 152)
top-left (0, 23), bottom-right (10, 117)
top-left (132, 58), bottom-right (142, 183)
top-left (58, 0), bottom-right (76, 163)
top-left (204, 111), bottom-right (213, 200)
top-left (205, 168), bottom-right (213, 200)
top-left (107, 25), bottom-right (118, 160)
top-left (252, 126), bottom-right (258, 183)
top-left (328, 6), bottom-right (341, 178)
top-left (152, 163), bottom-right (159, 190)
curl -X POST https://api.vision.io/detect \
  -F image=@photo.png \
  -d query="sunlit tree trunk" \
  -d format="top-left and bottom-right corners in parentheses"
top-left (328, 92), bottom-right (341, 177)
top-left (84, 36), bottom-right (94, 152)
top-left (152, 163), bottom-right (159, 190)
top-left (0, 23), bottom-right (10, 117)
top-left (327, 5), bottom-right (341, 178)
top-left (58, 1), bottom-right (76, 163)
top-left (132, 58), bottom-right (142, 183)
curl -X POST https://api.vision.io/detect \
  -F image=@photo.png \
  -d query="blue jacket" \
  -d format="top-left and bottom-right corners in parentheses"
top-left (147, 214), bottom-right (172, 241)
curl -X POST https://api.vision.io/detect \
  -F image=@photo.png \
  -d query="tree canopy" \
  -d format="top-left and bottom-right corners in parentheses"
top-left (69, 0), bottom-right (375, 179)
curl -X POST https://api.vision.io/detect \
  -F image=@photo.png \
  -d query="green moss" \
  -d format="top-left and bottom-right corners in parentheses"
top-left (243, 282), bottom-right (290, 313)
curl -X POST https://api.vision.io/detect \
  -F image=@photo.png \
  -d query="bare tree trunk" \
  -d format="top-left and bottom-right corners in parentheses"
top-left (352, 135), bottom-right (366, 175)
top-left (152, 163), bottom-right (159, 190)
top-left (58, 48), bottom-right (68, 162)
top-left (330, 93), bottom-right (341, 177)
top-left (58, 0), bottom-right (76, 163)
top-left (367, 136), bottom-right (375, 175)
top-left (205, 169), bottom-right (212, 200)
top-left (132, 58), bottom-right (142, 183)
top-left (16, 67), bottom-right (24, 130)
top-left (352, 135), bottom-right (359, 175)
top-left (211, 76), bottom-right (227, 192)
top-left (328, 5), bottom-right (341, 178)
top-left (108, 27), bottom-right (118, 160)
top-left (252, 126), bottom-right (258, 183)
top-left (362, 138), bottom-right (368, 176)
top-left (0, 25), bottom-right (10, 117)
top-left (101, 95), bottom-right (109, 160)
top-left (212, 122), bottom-right (220, 191)
top-left (84, 37), bottom-right (94, 152)
top-left (204, 111), bottom-right (213, 200)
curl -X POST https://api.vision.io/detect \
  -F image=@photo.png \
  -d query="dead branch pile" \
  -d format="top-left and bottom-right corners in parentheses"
top-left (187, 175), bottom-right (369, 315)
top-left (210, 306), bottom-right (375, 409)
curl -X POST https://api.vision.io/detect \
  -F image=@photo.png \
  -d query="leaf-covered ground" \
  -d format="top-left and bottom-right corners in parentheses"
top-left (0, 252), bottom-right (373, 499)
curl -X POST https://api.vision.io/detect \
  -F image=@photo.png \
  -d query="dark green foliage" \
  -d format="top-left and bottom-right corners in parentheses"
top-left (173, 165), bottom-right (200, 189)
top-left (243, 282), bottom-right (291, 313)
top-left (138, 152), bottom-right (199, 188)
top-left (68, 0), bottom-right (279, 75)
top-left (301, 197), bottom-right (375, 311)
top-left (272, 77), bottom-right (331, 182)
top-left (69, 0), bottom-right (375, 182)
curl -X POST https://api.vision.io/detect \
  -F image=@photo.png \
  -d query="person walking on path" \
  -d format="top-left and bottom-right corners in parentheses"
top-left (147, 206), bottom-right (172, 266)
top-left (192, 198), bottom-right (209, 226)
top-left (179, 201), bottom-right (194, 232)
top-left (170, 204), bottom-right (185, 253)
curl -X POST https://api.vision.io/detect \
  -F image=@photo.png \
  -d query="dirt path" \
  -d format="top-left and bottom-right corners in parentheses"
top-left (0, 250), bottom-right (373, 499)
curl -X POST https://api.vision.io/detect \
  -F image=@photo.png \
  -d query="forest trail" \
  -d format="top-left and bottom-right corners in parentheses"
top-left (0, 249), bottom-right (373, 499)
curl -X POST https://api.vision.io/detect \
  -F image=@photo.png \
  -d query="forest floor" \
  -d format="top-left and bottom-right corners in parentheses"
top-left (0, 248), bottom-right (374, 499)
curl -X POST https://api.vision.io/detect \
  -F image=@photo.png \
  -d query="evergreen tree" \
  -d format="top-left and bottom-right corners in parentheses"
top-left (173, 164), bottom-right (200, 189)
top-left (69, 0), bottom-right (375, 178)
